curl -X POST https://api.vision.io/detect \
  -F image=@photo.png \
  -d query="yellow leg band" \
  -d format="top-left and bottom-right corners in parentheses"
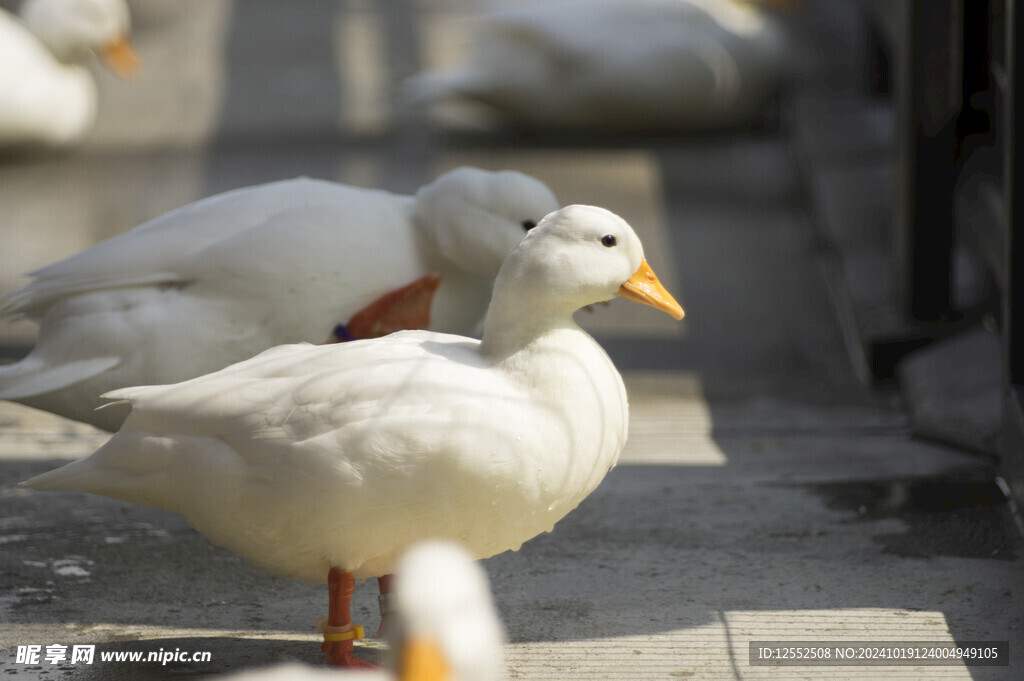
top-left (321, 625), bottom-right (365, 642)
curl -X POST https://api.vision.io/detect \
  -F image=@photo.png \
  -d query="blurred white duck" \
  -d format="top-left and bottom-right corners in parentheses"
top-left (24, 204), bottom-right (683, 667)
top-left (219, 541), bottom-right (505, 681)
top-left (0, 167), bottom-right (559, 431)
top-left (0, 0), bottom-right (140, 146)
top-left (406, 0), bottom-right (792, 132)
top-left (386, 542), bottom-right (505, 681)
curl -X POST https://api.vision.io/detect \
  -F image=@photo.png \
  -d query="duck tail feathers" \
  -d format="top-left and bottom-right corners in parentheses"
top-left (0, 356), bottom-right (120, 400)
top-left (21, 458), bottom-right (100, 493)
top-left (21, 431), bottom-right (183, 510)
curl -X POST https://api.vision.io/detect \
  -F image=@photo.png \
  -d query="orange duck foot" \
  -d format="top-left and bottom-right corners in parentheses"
top-left (321, 641), bottom-right (376, 669)
top-left (328, 273), bottom-right (442, 343)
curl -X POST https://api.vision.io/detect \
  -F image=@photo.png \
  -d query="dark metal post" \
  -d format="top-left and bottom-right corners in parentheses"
top-left (895, 0), bottom-right (963, 322)
top-left (1002, 0), bottom-right (1024, 505)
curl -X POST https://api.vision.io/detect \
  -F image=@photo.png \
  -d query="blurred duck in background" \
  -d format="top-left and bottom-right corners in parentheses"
top-left (406, 0), bottom-right (795, 133)
top-left (0, 0), bottom-right (140, 147)
top-left (0, 167), bottom-right (559, 430)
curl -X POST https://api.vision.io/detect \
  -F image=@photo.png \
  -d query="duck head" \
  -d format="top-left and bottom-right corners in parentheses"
top-left (491, 204), bottom-right (683, 321)
top-left (21, 0), bottom-right (139, 77)
top-left (412, 167), bottom-right (560, 279)
top-left (389, 541), bottom-right (505, 681)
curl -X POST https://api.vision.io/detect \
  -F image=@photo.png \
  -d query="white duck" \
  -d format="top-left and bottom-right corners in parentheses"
top-left (219, 541), bottom-right (505, 681)
top-left (0, 167), bottom-right (559, 431)
top-left (23, 204), bottom-right (683, 667)
top-left (386, 541), bottom-right (505, 681)
top-left (0, 0), bottom-right (139, 146)
top-left (406, 0), bottom-right (791, 132)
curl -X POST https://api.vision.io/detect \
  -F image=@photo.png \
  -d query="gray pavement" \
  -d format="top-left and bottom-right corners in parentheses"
top-left (1, 1), bottom-right (1021, 680)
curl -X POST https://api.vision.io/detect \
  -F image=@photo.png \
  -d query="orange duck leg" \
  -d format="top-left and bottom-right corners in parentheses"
top-left (319, 567), bottom-right (375, 668)
top-left (329, 273), bottom-right (442, 343)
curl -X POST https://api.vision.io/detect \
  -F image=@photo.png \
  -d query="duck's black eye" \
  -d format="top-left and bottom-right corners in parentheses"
top-left (521, 220), bottom-right (537, 232)
top-left (601, 234), bottom-right (617, 247)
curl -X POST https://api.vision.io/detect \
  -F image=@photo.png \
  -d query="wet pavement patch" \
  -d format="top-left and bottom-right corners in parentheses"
top-left (798, 472), bottom-right (1020, 560)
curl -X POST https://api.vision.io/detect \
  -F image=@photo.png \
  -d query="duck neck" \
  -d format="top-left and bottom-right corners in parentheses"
top-left (479, 281), bottom-right (579, 361)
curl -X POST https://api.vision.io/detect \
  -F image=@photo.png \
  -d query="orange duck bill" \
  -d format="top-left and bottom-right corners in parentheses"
top-left (617, 259), bottom-right (684, 320)
top-left (101, 37), bottom-right (142, 79)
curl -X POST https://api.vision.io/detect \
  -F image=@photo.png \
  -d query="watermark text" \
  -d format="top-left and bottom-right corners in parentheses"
top-left (16, 644), bottom-right (212, 666)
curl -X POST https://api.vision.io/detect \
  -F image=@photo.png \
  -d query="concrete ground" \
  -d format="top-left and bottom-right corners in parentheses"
top-left (1, 1), bottom-right (1020, 679)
